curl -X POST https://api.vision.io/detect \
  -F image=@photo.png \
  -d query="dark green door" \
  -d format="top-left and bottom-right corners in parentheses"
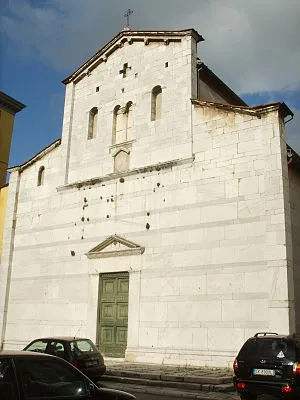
top-left (97, 272), bottom-right (129, 357)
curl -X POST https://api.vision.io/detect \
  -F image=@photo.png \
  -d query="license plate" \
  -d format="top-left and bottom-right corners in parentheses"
top-left (253, 368), bottom-right (275, 376)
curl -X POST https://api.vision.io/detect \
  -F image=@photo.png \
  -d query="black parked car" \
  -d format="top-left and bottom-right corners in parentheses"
top-left (23, 337), bottom-right (106, 383)
top-left (233, 332), bottom-right (300, 399)
top-left (0, 350), bottom-right (135, 400)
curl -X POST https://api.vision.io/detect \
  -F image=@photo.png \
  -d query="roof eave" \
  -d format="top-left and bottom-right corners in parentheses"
top-left (191, 99), bottom-right (257, 116)
top-left (0, 91), bottom-right (26, 115)
top-left (8, 138), bottom-right (61, 173)
top-left (280, 102), bottom-right (294, 119)
top-left (191, 99), bottom-right (294, 120)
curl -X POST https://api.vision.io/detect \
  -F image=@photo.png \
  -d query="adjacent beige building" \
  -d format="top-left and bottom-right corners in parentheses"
top-left (0, 29), bottom-right (299, 366)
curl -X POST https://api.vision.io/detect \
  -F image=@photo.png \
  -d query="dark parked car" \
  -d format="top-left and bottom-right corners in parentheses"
top-left (233, 332), bottom-right (300, 399)
top-left (23, 337), bottom-right (106, 383)
top-left (0, 350), bottom-right (135, 400)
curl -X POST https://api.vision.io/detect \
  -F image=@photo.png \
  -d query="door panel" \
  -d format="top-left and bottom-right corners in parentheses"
top-left (97, 272), bottom-right (129, 357)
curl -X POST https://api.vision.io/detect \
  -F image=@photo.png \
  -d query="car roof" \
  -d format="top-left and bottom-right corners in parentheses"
top-left (0, 350), bottom-right (54, 358)
top-left (250, 334), bottom-right (292, 340)
top-left (28, 336), bottom-right (91, 342)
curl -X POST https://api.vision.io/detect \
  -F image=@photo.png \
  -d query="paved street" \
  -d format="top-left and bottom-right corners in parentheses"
top-left (130, 392), bottom-right (278, 400)
top-left (129, 392), bottom-right (238, 399)
top-left (102, 382), bottom-right (279, 400)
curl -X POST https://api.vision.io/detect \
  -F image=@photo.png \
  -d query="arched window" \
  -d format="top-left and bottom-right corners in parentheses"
top-left (37, 166), bottom-right (45, 186)
top-left (112, 105), bottom-right (124, 144)
top-left (151, 86), bottom-right (162, 121)
top-left (88, 107), bottom-right (98, 139)
top-left (125, 101), bottom-right (133, 141)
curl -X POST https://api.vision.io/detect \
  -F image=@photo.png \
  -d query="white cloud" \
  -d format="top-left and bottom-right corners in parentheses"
top-left (1, 0), bottom-right (299, 95)
top-left (1, 0), bottom-right (299, 157)
top-left (180, 0), bottom-right (300, 94)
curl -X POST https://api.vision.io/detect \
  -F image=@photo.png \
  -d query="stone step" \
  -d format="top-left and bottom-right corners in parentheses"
top-left (105, 368), bottom-right (233, 385)
top-left (101, 374), bottom-right (234, 393)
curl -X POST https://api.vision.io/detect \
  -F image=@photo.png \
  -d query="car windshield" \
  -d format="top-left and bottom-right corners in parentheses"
top-left (239, 338), bottom-right (297, 360)
top-left (70, 340), bottom-right (97, 355)
top-left (25, 340), bottom-right (48, 353)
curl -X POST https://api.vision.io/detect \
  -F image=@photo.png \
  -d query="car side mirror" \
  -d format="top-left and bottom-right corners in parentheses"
top-left (87, 381), bottom-right (96, 397)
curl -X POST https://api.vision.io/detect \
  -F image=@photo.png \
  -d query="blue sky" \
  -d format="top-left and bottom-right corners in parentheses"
top-left (1, 0), bottom-right (299, 169)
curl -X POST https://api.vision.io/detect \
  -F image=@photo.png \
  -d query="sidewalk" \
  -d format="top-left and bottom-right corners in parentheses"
top-left (101, 359), bottom-right (239, 399)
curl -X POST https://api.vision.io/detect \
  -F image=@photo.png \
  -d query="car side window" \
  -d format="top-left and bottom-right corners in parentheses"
top-left (71, 340), bottom-right (95, 353)
top-left (0, 359), bottom-right (18, 400)
top-left (26, 340), bottom-right (48, 353)
top-left (46, 341), bottom-right (68, 360)
top-left (16, 358), bottom-right (88, 398)
top-left (239, 338), bottom-right (297, 360)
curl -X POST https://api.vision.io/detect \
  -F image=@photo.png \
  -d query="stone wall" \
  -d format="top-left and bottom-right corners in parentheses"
top-left (289, 167), bottom-right (300, 333)
top-left (1, 105), bottom-right (292, 367)
top-left (127, 105), bottom-right (293, 366)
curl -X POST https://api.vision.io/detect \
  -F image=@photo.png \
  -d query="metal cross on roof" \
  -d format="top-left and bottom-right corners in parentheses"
top-left (124, 9), bottom-right (133, 29)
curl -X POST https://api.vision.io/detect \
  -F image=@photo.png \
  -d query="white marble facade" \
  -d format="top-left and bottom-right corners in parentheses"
top-left (0, 29), bottom-right (299, 367)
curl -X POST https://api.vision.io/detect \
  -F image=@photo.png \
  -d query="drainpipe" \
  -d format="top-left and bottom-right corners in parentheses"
top-left (0, 168), bottom-right (21, 350)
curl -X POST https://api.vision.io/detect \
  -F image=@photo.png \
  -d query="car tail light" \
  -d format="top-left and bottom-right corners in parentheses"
top-left (293, 362), bottom-right (300, 375)
top-left (72, 360), bottom-right (79, 368)
top-left (233, 358), bottom-right (238, 372)
top-left (236, 382), bottom-right (246, 390)
top-left (282, 385), bottom-right (293, 393)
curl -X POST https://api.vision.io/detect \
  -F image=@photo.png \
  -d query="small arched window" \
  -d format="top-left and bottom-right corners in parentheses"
top-left (88, 107), bottom-right (98, 139)
top-left (37, 166), bottom-right (45, 186)
top-left (151, 86), bottom-right (162, 121)
top-left (125, 101), bottom-right (133, 141)
top-left (112, 105), bottom-right (124, 144)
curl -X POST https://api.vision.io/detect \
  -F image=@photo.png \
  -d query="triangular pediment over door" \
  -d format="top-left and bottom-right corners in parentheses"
top-left (86, 234), bottom-right (145, 259)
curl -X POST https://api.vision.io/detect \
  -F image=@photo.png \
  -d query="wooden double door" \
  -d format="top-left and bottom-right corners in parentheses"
top-left (97, 272), bottom-right (129, 357)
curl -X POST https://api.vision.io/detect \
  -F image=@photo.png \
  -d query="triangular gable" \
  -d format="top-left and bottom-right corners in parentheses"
top-left (86, 234), bottom-right (145, 259)
top-left (62, 29), bottom-right (203, 85)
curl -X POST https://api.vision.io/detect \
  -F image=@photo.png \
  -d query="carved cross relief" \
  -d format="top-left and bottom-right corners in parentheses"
top-left (119, 63), bottom-right (131, 78)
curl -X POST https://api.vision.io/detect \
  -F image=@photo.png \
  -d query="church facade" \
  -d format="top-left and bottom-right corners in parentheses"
top-left (1, 29), bottom-right (299, 367)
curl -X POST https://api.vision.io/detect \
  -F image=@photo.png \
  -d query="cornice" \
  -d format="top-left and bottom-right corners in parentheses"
top-left (0, 91), bottom-right (26, 115)
top-left (57, 156), bottom-right (194, 192)
top-left (191, 99), bottom-right (293, 119)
